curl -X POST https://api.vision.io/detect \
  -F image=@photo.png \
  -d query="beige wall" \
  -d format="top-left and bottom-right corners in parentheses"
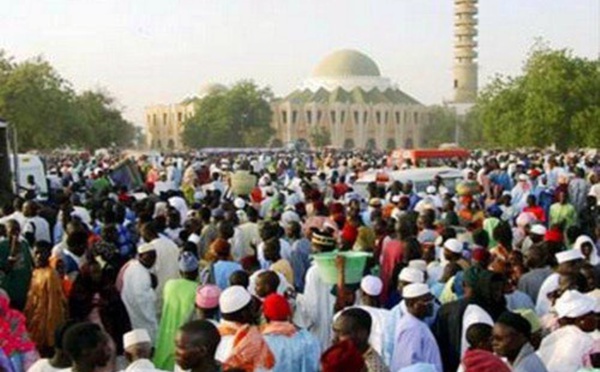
top-left (145, 103), bottom-right (195, 150)
top-left (271, 101), bottom-right (429, 149)
top-left (146, 96), bottom-right (429, 151)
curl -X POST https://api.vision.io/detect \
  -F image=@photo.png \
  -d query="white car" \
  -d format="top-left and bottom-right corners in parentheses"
top-left (352, 167), bottom-right (464, 199)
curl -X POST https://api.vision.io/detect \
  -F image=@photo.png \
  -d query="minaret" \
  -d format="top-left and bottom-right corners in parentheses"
top-left (453, 0), bottom-right (478, 103)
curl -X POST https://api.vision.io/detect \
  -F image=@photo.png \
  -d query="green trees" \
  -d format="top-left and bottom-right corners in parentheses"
top-left (419, 105), bottom-right (484, 149)
top-left (182, 80), bottom-right (274, 148)
top-left (475, 44), bottom-right (600, 150)
top-left (0, 51), bottom-right (135, 151)
top-left (420, 105), bottom-right (458, 148)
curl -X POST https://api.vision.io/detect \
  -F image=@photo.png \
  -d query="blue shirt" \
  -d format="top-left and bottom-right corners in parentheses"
top-left (263, 328), bottom-right (321, 372)
top-left (290, 238), bottom-right (311, 293)
top-left (213, 260), bottom-right (243, 290)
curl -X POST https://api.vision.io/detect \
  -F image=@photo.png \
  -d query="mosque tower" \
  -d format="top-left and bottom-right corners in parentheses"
top-left (453, 0), bottom-right (478, 103)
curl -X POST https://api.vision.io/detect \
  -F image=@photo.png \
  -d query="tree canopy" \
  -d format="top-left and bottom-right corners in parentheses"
top-left (0, 50), bottom-right (136, 151)
top-left (475, 43), bottom-right (600, 150)
top-left (420, 105), bottom-right (458, 148)
top-left (182, 81), bottom-right (274, 148)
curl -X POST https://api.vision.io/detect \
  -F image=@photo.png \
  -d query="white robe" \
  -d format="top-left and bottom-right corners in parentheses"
top-left (359, 306), bottom-right (394, 365)
top-left (215, 320), bottom-right (237, 362)
top-left (537, 325), bottom-right (594, 372)
top-left (120, 358), bottom-right (168, 372)
top-left (295, 264), bottom-right (336, 350)
top-left (149, 237), bottom-right (180, 310)
top-left (460, 304), bottom-right (493, 357)
top-left (121, 260), bottom-right (158, 342)
top-left (536, 273), bottom-right (559, 316)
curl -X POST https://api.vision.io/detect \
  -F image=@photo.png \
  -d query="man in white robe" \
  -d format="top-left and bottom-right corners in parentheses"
top-left (121, 244), bottom-right (158, 342)
top-left (295, 261), bottom-right (336, 350)
top-left (537, 290), bottom-right (596, 372)
top-left (536, 249), bottom-right (584, 316)
top-left (141, 222), bottom-right (180, 311)
top-left (391, 283), bottom-right (443, 372)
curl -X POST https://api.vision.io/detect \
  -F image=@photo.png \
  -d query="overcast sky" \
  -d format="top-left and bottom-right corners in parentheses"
top-left (3, 0), bottom-right (598, 127)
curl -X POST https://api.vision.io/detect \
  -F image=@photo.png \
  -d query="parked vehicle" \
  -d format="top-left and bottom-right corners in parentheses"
top-left (353, 167), bottom-right (464, 199)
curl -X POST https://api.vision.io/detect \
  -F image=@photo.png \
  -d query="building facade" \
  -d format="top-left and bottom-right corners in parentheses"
top-left (145, 84), bottom-right (226, 150)
top-left (145, 51), bottom-right (429, 151)
top-left (271, 49), bottom-right (429, 150)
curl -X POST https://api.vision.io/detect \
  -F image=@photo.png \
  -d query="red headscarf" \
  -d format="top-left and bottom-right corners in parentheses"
top-left (321, 339), bottom-right (365, 372)
top-left (544, 228), bottom-right (563, 243)
top-left (341, 224), bottom-right (359, 246)
top-left (462, 349), bottom-right (511, 372)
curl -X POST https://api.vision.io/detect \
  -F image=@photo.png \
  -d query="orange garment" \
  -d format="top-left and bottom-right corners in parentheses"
top-left (490, 245), bottom-right (510, 261)
top-left (382, 204), bottom-right (394, 219)
top-left (261, 321), bottom-right (297, 337)
top-left (24, 267), bottom-right (67, 350)
top-left (60, 277), bottom-right (73, 298)
top-left (218, 323), bottom-right (275, 372)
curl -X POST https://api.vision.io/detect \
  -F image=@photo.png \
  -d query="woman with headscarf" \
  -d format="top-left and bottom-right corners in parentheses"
top-left (574, 235), bottom-right (600, 287)
top-left (0, 290), bottom-right (38, 372)
top-left (24, 241), bottom-right (67, 357)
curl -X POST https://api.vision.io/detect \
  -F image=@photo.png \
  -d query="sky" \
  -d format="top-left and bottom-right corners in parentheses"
top-left (3, 0), bottom-right (599, 127)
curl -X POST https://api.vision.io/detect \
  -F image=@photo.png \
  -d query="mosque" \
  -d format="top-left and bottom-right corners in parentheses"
top-left (145, 0), bottom-right (478, 150)
top-left (270, 49), bottom-right (428, 150)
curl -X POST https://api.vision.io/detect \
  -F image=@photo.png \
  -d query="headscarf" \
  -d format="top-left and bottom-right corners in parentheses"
top-left (321, 339), bottom-right (365, 372)
top-left (574, 235), bottom-right (600, 265)
top-left (341, 224), bottom-right (359, 246)
top-left (462, 349), bottom-right (511, 372)
top-left (208, 238), bottom-right (232, 261)
top-left (483, 218), bottom-right (500, 247)
top-left (0, 290), bottom-right (37, 356)
top-left (354, 226), bottom-right (376, 252)
top-left (464, 267), bottom-right (506, 320)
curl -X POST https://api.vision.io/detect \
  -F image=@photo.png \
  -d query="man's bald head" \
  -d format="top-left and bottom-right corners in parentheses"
top-left (179, 320), bottom-right (220, 354)
top-left (255, 270), bottom-right (280, 298)
top-left (175, 320), bottom-right (221, 370)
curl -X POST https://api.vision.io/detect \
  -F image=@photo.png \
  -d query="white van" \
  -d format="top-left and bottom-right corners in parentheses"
top-left (9, 154), bottom-right (49, 200)
top-left (353, 167), bottom-right (464, 199)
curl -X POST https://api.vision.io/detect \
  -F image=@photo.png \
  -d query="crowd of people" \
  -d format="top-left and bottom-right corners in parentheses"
top-left (1, 148), bottom-right (600, 372)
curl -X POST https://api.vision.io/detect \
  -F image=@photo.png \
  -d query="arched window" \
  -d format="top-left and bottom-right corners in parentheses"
top-left (330, 111), bottom-right (336, 124)
top-left (386, 138), bottom-right (396, 150)
top-left (366, 138), bottom-right (376, 150)
top-left (306, 111), bottom-right (312, 124)
top-left (343, 138), bottom-right (355, 149)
